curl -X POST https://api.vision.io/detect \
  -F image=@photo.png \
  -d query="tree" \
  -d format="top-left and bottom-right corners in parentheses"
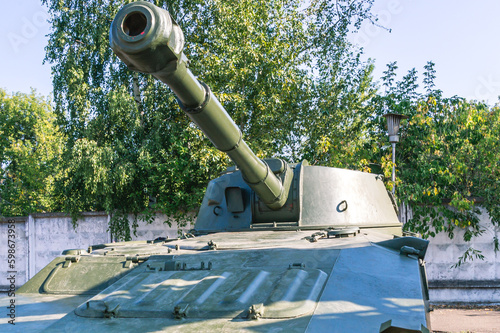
top-left (399, 97), bottom-right (500, 241)
top-left (367, 62), bottom-right (500, 263)
top-left (42, 0), bottom-right (376, 239)
top-left (300, 61), bottom-right (378, 170)
top-left (0, 89), bottom-right (65, 217)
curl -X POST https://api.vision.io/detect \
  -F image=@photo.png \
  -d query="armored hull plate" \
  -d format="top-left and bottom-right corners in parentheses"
top-left (6, 230), bottom-right (429, 332)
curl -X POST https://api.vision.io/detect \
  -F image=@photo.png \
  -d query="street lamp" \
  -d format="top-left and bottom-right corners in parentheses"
top-left (383, 113), bottom-right (408, 195)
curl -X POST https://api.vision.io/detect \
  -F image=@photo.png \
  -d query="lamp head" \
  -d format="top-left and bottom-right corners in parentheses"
top-left (383, 113), bottom-right (408, 143)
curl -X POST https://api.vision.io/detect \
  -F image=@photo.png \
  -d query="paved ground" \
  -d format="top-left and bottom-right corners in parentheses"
top-left (430, 306), bottom-right (500, 333)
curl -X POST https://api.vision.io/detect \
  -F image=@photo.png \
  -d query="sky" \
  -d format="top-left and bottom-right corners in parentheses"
top-left (356, 0), bottom-right (500, 104)
top-left (1, 0), bottom-right (500, 104)
top-left (0, 0), bottom-right (52, 97)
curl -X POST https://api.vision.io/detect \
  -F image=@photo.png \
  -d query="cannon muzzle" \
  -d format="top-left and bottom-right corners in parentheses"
top-left (110, 1), bottom-right (292, 210)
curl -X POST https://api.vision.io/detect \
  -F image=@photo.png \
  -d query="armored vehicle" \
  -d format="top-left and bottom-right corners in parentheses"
top-left (4, 2), bottom-right (430, 332)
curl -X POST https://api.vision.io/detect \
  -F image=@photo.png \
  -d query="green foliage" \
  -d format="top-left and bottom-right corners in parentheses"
top-left (0, 89), bottom-right (65, 217)
top-left (42, 0), bottom-right (376, 239)
top-left (301, 61), bottom-right (378, 170)
top-left (366, 61), bottom-right (500, 264)
top-left (451, 247), bottom-right (485, 268)
top-left (399, 97), bottom-right (499, 241)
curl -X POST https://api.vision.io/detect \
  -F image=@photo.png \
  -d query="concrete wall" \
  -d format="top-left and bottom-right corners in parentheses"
top-left (128, 213), bottom-right (192, 241)
top-left (1, 209), bottom-right (499, 304)
top-left (400, 206), bottom-right (500, 304)
top-left (0, 212), bottom-right (188, 291)
top-left (0, 217), bottom-right (28, 291)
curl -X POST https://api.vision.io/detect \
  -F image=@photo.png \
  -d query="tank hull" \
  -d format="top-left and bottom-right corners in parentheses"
top-left (5, 229), bottom-right (429, 332)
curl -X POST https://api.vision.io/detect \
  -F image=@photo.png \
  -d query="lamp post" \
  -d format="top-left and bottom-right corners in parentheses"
top-left (383, 113), bottom-right (408, 195)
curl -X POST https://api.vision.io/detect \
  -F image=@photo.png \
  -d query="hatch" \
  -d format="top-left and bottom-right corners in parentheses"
top-left (40, 256), bottom-right (143, 295)
top-left (75, 266), bottom-right (327, 319)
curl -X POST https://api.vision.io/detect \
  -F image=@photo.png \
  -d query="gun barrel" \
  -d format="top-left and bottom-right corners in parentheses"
top-left (110, 1), bottom-right (290, 209)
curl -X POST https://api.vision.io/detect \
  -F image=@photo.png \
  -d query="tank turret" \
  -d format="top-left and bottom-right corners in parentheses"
top-left (109, 1), bottom-right (401, 233)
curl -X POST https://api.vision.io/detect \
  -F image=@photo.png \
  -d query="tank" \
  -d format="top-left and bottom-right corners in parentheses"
top-left (4, 2), bottom-right (431, 332)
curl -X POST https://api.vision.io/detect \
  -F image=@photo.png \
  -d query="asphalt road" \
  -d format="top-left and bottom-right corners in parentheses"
top-left (430, 307), bottom-right (500, 333)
